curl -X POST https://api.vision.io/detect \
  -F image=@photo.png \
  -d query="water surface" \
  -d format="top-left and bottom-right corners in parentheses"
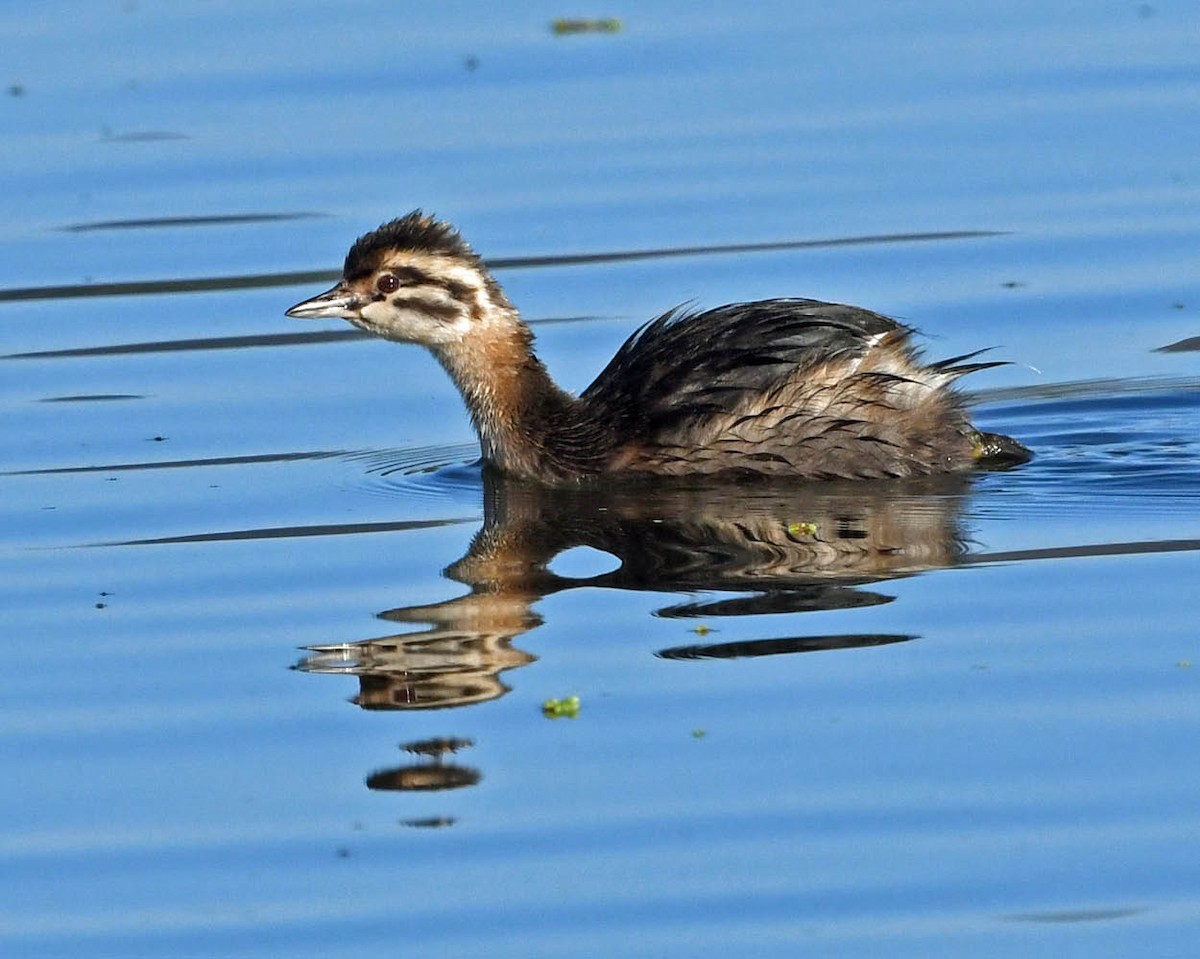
top-left (2, 3), bottom-right (1199, 957)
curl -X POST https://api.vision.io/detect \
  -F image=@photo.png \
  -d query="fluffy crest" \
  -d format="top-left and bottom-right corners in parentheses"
top-left (343, 210), bottom-right (479, 280)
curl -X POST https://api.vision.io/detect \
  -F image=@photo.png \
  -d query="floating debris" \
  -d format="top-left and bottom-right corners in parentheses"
top-left (542, 694), bottom-right (580, 719)
top-left (551, 18), bottom-right (622, 35)
top-left (786, 521), bottom-right (818, 537)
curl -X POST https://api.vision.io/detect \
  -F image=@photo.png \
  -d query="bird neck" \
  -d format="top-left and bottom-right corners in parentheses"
top-left (432, 315), bottom-right (598, 481)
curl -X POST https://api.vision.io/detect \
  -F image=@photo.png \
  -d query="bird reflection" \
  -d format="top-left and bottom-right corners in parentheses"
top-left (297, 469), bottom-right (974, 710)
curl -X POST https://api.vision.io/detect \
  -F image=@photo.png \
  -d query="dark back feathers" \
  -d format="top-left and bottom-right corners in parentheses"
top-left (580, 298), bottom-right (908, 438)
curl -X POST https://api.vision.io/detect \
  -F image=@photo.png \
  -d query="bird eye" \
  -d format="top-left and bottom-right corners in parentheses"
top-left (376, 273), bottom-right (401, 295)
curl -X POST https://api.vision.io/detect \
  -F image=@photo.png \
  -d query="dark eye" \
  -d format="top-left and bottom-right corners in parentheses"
top-left (376, 273), bottom-right (400, 295)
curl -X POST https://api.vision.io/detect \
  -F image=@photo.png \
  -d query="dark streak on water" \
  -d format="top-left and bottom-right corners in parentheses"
top-left (971, 537), bottom-right (1200, 563)
top-left (5, 329), bottom-right (373, 359)
top-left (657, 633), bottom-right (916, 660)
top-left (99, 129), bottom-right (189, 142)
top-left (976, 375), bottom-right (1200, 404)
top-left (37, 393), bottom-right (145, 403)
top-left (0, 230), bottom-right (1002, 303)
top-left (2, 317), bottom-right (601, 360)
top-left (3, 449), bottom-right (348, 476)
top-left (60, 212), bottom-right (328, 232)
top-left (95, 516), bottom-right (476, 547)
top-left (1157, 335), bottom-right (1200, 353)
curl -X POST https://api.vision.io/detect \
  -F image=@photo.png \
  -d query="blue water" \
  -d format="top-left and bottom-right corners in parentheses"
top-left (2, 2), bottom-right (1200, 957)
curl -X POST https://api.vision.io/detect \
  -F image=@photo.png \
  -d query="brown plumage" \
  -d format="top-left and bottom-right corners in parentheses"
top-left (286, 211), bottom-right (1029, 484)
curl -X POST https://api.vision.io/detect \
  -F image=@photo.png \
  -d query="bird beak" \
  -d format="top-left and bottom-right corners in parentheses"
top-left (285, 284), bottom-right (361, 320)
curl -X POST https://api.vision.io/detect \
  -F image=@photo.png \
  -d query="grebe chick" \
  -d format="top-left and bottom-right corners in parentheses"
top-left (286, 211), bottom-right (1029, 484)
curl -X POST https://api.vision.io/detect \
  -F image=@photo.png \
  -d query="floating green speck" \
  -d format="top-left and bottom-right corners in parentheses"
top-left (786, 521), bottom-right (818, 537)
top-left (542, 695), bottom-right (581, 718)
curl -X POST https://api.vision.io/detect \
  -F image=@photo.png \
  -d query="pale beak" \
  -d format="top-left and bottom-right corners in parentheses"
top-left (285, 284), bottom-right (361, 320)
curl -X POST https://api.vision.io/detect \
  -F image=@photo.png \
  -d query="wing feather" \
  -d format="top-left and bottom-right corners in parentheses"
top-left (581, 298), bottom-right (907, 437)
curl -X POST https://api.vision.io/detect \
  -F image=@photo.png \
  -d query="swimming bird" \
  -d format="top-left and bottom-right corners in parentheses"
top-left (286, 211), bottom-right (1029, 484)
